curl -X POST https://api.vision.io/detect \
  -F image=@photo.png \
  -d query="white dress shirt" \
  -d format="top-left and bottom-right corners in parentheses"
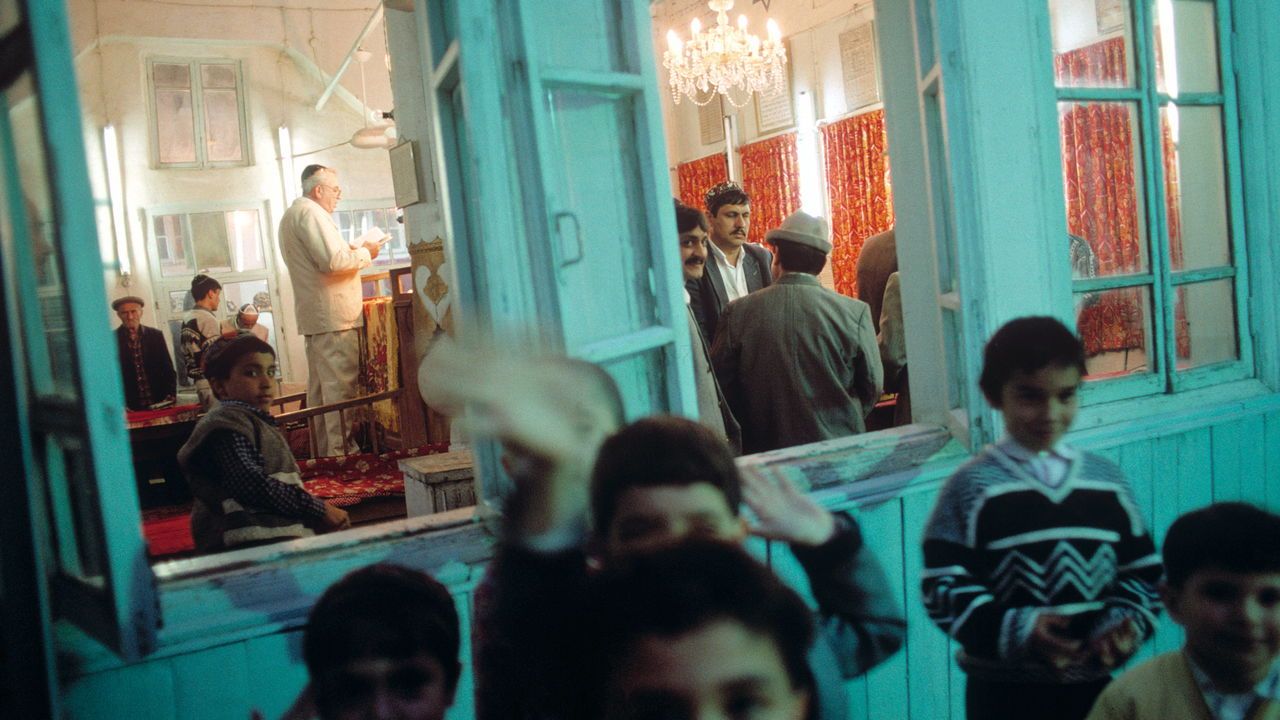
top-left (709, 241), bottom-right (750, 302)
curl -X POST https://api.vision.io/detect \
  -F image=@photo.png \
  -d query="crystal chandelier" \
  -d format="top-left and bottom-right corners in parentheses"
top-left (663, 0), bottom-right (786, 107)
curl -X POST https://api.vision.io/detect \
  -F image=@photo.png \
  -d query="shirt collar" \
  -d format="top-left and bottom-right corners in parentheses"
top-left (1188, 653), bottom-right (1280, 715)
top-left (995, 436), bottom-right (1077, 463)
top-left (707, 239), bottom-right (738, 266)
top-left (221, 399), bottom-right (276, 424)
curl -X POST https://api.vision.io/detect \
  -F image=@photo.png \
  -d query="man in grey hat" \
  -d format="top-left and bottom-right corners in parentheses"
top-left (113, 295), bottom-right (177, 410)
top-left (710, 210), bottom-right (883, 454)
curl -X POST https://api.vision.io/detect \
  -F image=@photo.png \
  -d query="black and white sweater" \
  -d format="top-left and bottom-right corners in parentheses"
top-left (922, 443), bottom-right (1162, 683)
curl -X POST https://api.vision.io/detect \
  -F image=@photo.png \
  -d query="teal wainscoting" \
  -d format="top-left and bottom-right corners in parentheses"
top-left (59, 406), bottom-right (1280, 719)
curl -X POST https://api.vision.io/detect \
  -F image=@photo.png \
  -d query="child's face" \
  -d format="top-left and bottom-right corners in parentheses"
top-left (211, 351), bottom-right (277, 411)
top-left (606, 619), bottom-right (808, 720)
top-left (994, 363), bottom-right (1081, 452)
top-left (605, 484), bottom-right (747, 557)
top-left (317, 653), bottom-right (455, 720)
top-left (1166, 568), bottom-right (1280, 692)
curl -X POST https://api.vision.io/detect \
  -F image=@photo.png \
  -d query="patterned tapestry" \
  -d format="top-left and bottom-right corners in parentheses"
top-left (1055, 37), bottom-right (1190, 359)
top-left (821, 109), bottom-right (895, 298)
top-left (676, 153), bottom-right (729, 211)
top-left (361, 296), bottom-right (400, 434)
top-left (739, 132), bottom-right (801, 247)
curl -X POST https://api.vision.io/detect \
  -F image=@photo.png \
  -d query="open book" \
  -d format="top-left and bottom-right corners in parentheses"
top-left (350, 226), bottom-right (392, 250)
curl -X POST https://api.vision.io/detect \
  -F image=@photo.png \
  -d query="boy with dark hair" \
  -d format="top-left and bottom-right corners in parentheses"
top-left (482, 414), bottom-right (905, 720)
top-left (178, 335), bottom-right (348, 552)
top-left (1088, 502), bottom-right (1280, 720)
top-left (182, 272), bottom-right (225, 409)
top-left (589, 539), bottom-right (816, 720)
top-left (302, 564), bottom-right (462, 720)
top-left (922, 316), bottom-right (1162, 720)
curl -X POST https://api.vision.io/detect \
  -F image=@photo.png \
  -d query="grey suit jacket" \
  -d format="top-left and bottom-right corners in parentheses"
top-left (689, 241), bottom-right (773, 343)
top-left (710, 273), bottom-right (884, 454)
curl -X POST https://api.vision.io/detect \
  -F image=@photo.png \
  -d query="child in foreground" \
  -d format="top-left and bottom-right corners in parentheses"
top-left (177, 335), bottom-right (348, 552)
top-left (1088, 502), bottom-right (1280, 720)
top-left (922, 316), bottom-right (1162, 720)
top-left (588, 539), bottom-right (815, 720)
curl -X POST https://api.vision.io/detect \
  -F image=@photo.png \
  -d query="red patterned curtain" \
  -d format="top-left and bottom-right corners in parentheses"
top-left (676, 153), bottom-right (729, 210)
top-left (739, 133), bottom-right (802, 246)
top-left (1056, 37), bottom-right (1189, 358)
top-left (821, 110), bottom-right (895, 297)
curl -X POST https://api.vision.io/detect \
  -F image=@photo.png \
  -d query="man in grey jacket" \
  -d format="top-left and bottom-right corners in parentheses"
top-left (711, 211), bottom-right (883, 454)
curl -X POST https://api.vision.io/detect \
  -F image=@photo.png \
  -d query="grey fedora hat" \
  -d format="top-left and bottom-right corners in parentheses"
top-left (764, 210), bottom-right (832, 254)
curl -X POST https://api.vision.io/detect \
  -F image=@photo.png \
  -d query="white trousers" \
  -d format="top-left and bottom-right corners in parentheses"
top-left (304, 329), bottom-right (361, 457)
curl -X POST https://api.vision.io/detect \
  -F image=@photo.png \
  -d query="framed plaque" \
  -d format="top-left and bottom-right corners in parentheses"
top-left (389, 140), bottom-right (425, 208)
top-left (697, 95), bottom-right (726, 146)
top-left (840, 21), bottom-right (881, 112)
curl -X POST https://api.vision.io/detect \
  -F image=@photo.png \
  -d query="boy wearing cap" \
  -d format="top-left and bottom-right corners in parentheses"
top-left (112, 295), bottom-right (177, 410)
top-left (182, 273), bottom-right (225, 409)
top-left (709, 210), bottom-right (883, 454)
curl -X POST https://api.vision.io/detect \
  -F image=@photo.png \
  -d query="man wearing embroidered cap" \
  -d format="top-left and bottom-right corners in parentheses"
top-left (710, 211), bottom-right (883, 454)
top-left (112, 295), bottom-right (177, 410)
top-left (689, 181), bottom-right (774, 343)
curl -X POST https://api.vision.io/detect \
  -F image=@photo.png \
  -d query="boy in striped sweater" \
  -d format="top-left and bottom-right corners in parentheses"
top-left (922, 316), bottom-right (1162, 720)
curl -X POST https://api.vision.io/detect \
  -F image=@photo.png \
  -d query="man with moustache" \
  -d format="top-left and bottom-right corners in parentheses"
top-left (675, 200), bottom-right (741, 454)
top-left (688, 181), bottom-right (773, 343)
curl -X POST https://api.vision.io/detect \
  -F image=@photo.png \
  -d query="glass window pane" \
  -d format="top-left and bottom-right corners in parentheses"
top-left (1161, 105), bottom-right (1230, 271)
top-left (601, 347), bottom-right (671, 419)
top-left (200, 63), bottom-right (237, 89)
top-left (189, 211), bottom-right (232, 272)
top-left (1154, 0), bottom-right (1220, 95)
top-left (202, 88), bottom-right (243, 163)
top-left (1078, 285), bottom-right (1154, 380)
top-left (220, 279), bottom-right (276, 348)
top-left (545, 89), bottom-right (658, 351)
top-left (1176, 279), bottom-right (1237, 369)
top-left (1059, 101), bottom-right (1149, 276)
top-left (152, 63), bottom-right (191, 88)
top-left (529, 0), bottom-right (627, 73)
top-left (153, 214), bottom-right (193, 277)
top-left (155, 88), bottom-right (197, 164)
top-left (1050, 0), bottom-right (1135, 89)
top-left (60, 435), bottom-right (106, 582)
top-left (225, 209), bottom-right (264, 272)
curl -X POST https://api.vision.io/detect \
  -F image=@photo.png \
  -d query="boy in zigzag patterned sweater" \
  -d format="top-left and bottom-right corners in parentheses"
top-left (922, 317), bottom-right (1163, 720)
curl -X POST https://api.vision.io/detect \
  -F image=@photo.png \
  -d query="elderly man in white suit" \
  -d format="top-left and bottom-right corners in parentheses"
top-left (279, 164), bottom-right (382, 456)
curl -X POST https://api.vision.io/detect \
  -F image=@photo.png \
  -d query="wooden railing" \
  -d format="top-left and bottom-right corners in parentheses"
top-left (273, 389), bottom-right (402, 457)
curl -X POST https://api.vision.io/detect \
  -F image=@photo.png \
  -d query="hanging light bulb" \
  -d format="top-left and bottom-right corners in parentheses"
top-left (662, 0), bottom-right (787, 107)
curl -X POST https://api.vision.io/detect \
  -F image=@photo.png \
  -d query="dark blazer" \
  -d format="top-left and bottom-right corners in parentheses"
top-left (688, 241), bottom-right (773, 343)
top-left (115, 325), bottom-right (178, 410)
top-left (855, 229), bottom-right (897, 333)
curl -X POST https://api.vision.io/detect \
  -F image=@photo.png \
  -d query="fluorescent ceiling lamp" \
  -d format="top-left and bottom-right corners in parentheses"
top-left (102, 124), bottom-right (131, 277)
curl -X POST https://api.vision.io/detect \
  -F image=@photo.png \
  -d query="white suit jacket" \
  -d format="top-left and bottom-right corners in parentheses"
top-left (278, 197), bottom-right (372, 336)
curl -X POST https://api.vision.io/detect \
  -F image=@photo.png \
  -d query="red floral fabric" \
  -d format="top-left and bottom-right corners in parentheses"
top-left (676, 153), bottom-right (729, 211)
top-left (1056, 37), bottom-right (1189, 359)
top-left (299, 443), bottom-right (450, 507)
top-left (821, 110), bottom-right (895, 298)
top-left (739, 133), bottom-right (802, 247)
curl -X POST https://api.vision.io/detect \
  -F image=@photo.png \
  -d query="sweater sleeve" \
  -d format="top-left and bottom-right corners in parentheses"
top-left (1092, 466), bottom-right (1163, 639)
top-left (206, 430), bottom-right (327, 521)
top-left (790, 512), bottom-right (906, 678)
top-left (921, 468), bottom-right (1013, 660)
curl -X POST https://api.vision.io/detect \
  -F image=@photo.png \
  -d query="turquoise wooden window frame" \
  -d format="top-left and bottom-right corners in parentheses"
top-left (1053, 0), bottom-right (1252, 406)
top-left (146, 57), bottom-right (252, 170)
top-left (1, 0), bottom-right (158, 660)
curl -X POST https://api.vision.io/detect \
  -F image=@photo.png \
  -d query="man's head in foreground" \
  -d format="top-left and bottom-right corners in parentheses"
top-left (305, 564), bottom-right (461, 720)
top-left (590, 415), bottom-right (745, 557)
top-left (590, 539), bottom-right (814, 720)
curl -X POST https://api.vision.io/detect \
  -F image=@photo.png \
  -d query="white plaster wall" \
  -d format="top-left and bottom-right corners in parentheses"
top-left (69, 0), bottom-right (401, 384)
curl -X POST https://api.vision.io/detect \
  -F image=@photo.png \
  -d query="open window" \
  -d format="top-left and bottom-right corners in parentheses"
top-left (0, 0), bottom-right (158, 659)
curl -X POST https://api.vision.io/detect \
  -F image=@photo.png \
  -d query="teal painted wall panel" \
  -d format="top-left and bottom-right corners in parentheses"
top-left (243, 632), bottom-right (308, 720)
top-left (1176, 429), bottom-right (1215, 516)
top-left (170, 643), bottom-right (252, 720)
top-left (1211, 419), bottom-right (1245, 501)
top-left (902, 490), bottom-right (953, 719)
top-left (1236, 414), bottom-right (1268, 508)
top-left (63, 658), bottom-right (175, 720)
top-left (1264, 413), bottom-right (1280, 510)
top-left (849, 501), bottom-right (910, 719)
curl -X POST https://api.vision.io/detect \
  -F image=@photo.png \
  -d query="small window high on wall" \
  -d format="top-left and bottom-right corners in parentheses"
top-left (148, 59), bottom-right (250, 168)
top-left (1048, 0), bottom-right (1249, 401)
